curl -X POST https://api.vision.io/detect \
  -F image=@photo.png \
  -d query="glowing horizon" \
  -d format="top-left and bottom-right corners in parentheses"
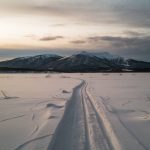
top-left (0, 0), bottom-right (150, 61)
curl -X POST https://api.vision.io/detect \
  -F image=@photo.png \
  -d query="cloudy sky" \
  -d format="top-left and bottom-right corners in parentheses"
top-left (0, 0), bottom-right (150, 61)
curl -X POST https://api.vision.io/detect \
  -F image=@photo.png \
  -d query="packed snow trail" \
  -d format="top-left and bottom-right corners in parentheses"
top-left (48, 80), bottom-right (113, 150)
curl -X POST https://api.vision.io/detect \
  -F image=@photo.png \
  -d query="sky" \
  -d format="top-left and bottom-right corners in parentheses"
top-left (0, 0), bottom-right (150, 61)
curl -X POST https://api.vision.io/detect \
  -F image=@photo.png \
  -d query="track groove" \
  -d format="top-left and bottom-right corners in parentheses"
top-left (48, 80), bottom-right (113, 150)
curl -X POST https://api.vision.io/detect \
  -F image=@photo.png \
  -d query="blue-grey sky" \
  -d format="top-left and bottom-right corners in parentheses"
top-left (0, 0), bottom-right (150, 61)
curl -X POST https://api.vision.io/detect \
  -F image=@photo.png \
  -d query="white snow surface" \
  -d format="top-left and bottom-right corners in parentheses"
top-left (0, 74), bottom-right (80, 150)
top-left (77, 51), bottom-right (123, 60)
top-left (0, 73), bottom-right (150, 150)
top-left (83, 73), bottom-right (150, 150)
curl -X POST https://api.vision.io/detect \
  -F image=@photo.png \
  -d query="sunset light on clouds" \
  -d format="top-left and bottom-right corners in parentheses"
top-left (0, 0), bottom-right (150, 60)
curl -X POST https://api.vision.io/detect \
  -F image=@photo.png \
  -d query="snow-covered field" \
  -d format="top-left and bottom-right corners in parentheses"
top-left (0, 73), bottom-right (150, 150)
top-left (0, 74), bottom-right (80, 150)
top-left (86, 73), bottom-right (150, 150)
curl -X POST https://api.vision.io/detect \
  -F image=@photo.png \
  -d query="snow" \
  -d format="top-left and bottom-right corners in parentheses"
top-left (0, 73), bottom-right (150, 150)
top-left (60, 51), bottom-right (121, 60)
top-left (0, 74), bottom-right (80, 150)
top-left (14, 54), bottom-right (60, 61)
top-left (74, 51), bottom-right (123, 60)
top-left (33, 54), bottom-right (60, 59)
top-left (93, 52), bottom-right (121, 60)
top-left (85, 73), bottom-right (150, 150)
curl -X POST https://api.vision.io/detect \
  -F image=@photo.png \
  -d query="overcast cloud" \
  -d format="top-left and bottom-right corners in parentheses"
top-left (0, 0), bottom-right (150, 61)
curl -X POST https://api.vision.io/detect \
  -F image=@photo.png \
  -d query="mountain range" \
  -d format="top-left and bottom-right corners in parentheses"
top-left (0, 51), bottom-right (150, 72)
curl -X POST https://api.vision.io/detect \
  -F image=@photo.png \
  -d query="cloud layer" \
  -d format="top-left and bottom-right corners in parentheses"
top-left (1, 0), bottom-right (150, 28)
top-left (39, 36), bottom-right (63, 41)
top-left (0, 0), bottom-right (150, 61)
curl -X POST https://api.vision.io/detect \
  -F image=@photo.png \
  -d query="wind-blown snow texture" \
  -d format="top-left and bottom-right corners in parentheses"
top-left (0, 73), bottom-right (150, 150)
top-left (0, 74), bottom-right (80, 150)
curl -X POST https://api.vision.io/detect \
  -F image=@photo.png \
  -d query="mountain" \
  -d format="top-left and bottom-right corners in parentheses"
top-left (47, 52), bottom-right (111, 72)
top-left (126, 59), bottom-right (150, 71)
top-left (0, 54), bottom-right (62, 70)
top-left (46, 51), bottom-right (126, 72)
top-left (90, 52), bottom-right (126, 68)
top-left (0, 51), bottom-right (150, 72)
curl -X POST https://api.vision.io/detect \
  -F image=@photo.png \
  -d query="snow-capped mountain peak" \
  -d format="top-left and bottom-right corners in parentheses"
top-left (0, 51), bottom-right (150, 72)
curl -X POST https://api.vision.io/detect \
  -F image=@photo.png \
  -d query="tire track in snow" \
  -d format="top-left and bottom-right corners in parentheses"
top-left (48, 81), bottom-right (87, 150)
top-left (48, 80), bottom-right (113, 150)
top-left (0, 115), bottom-right (25, 124)
top-left (30, 126), bottom-right (39, 136)
top-left (82, 82), bottom-right (112, 150)
top-left (14, 134), bottom-right (53, 150)
top-left (114, 110), bottom-right (149, 150)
